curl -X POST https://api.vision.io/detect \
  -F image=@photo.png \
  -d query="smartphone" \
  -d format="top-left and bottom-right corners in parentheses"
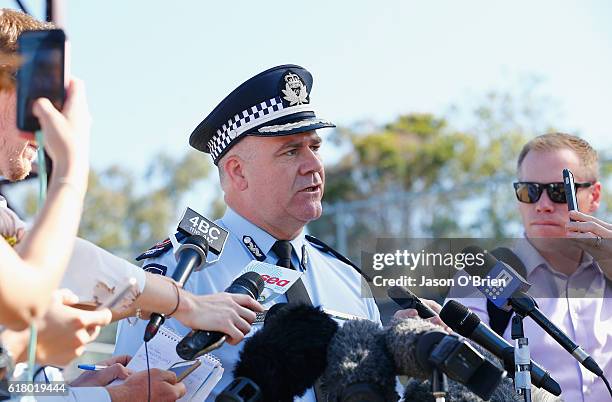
top-left (16, 29), bottom-right (68, 131)
top-left (563, 168), bottom-right (578, 219)
top-left (168, 360), bottom-right (201, 382)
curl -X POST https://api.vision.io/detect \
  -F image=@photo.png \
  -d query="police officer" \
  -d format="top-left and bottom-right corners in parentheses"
top-left (114, 65), bottom-right (381, 401)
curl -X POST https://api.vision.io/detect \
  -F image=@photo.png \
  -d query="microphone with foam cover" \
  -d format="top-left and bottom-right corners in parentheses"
top-left (386, 318), bottom-right (508, 401)
top-left (321, 319), bottom-right (399, 402)
top-left (221, 303), bottom-right (338, 402)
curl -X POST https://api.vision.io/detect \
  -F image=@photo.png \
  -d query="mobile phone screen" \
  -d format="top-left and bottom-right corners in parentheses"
top-left (17, 29), bottom-right (66, 131)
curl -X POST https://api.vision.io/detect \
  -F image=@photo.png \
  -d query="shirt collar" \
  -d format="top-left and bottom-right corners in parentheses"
top-left (220, 207), bottom-right (307, 262)
top-left (513, 235), bottom-right (599, 278)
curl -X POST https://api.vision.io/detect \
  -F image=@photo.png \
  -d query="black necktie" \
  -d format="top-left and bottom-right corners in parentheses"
top-left (271, 240), bottom-right (312, 305)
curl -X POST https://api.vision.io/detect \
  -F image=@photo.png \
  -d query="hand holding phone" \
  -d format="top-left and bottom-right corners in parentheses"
top-left (563, 168), bottom-right (579, 220)
top-left (17, 29), bottom-right (68, 131)
top-left (168, 360), bottom-right (201, 382)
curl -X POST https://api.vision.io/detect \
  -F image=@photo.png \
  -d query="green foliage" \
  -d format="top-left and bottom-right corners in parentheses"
top-left (78, 150), bottom-right (212, 258)
top-left (311, 80), bottom-right (564, 259)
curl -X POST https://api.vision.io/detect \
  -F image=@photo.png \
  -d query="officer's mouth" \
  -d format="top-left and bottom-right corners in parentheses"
top-left (299, 184), bottom-right (322, 193)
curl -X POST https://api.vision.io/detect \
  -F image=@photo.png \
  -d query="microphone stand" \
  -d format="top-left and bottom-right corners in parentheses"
top-left (511, 315), bottom-right (532, 402)
top-left (431, 368), bottom-right (448, 402)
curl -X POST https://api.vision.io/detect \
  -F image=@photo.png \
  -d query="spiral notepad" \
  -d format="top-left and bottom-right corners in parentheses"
top-left (122, 325), bottom-right (224, 401)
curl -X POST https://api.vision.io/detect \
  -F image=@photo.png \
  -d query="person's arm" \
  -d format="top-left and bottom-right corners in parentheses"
top-left (113, 273), bottom-right (264, 344)
top-left (1, 289), bottom-right (111, 367)
top-left (0, 79), bottom-right (91, 329)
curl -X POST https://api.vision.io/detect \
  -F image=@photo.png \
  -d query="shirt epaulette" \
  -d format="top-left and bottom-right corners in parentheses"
top-left (305, 234), bottom-right (372, 282)
top-left (135, 231), bottom-right (187, 261)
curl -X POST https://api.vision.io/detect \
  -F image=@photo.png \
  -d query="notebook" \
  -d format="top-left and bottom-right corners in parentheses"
top-left (119, 326), bottom-right (224, 401)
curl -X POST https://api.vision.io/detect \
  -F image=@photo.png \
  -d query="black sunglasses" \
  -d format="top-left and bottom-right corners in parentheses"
top-left (513, 181), bottom-right (593, 204)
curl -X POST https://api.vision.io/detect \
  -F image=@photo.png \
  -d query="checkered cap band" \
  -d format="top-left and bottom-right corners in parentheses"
top-left (207, 96), bottom-right (315, 162)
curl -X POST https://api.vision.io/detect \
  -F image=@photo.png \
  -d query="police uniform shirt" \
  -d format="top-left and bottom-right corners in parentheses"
top-left (114, 206), bottom-right (381, 401)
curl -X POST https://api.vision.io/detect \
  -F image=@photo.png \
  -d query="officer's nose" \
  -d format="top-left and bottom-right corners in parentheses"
top-left (299, 147), bottom-right (324, 176)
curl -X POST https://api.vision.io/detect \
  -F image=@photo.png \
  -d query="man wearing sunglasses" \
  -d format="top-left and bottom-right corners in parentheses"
top-left (479, 133), bottom-right (609, 401)
top-left (404, 133), bottom-right (611, 401)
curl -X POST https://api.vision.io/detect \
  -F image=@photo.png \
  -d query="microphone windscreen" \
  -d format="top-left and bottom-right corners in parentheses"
top-left (234, 304), bottom-right (338, 401)
top-left (439, 300), bottom-right (481, 337)
top-left (322, 319), bottom-right (398, 402)
top-left (385, 318), bottom-right (447, 379)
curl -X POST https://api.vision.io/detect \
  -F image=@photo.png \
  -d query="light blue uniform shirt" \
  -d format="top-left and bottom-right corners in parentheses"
top-left (114, 207), bottom-right (381, 401)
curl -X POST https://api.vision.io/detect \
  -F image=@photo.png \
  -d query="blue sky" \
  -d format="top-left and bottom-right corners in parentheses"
top-left (2, 0), bottom-right (611, 174)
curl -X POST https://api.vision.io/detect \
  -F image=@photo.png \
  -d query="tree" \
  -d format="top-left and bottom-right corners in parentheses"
top-left (24, 150), bottom-right (214, 258)
top-left (311, 79), bottom-right (567, 260)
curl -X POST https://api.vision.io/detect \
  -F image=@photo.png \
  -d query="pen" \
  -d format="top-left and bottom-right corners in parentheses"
top-left (77, 364), bottom-right (108, 371)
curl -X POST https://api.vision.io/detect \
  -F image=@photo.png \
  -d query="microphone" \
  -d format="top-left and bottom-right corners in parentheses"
top-left (321, 319), bottom-right (398, 402)
top-left (385, 317), bottom-right (506, 400)
top-left (176, 207), bottom-right (229, 257)
top-left (402, 377), bottom-right (564, 402)
top-left (403, 377), bottom-right (518, 402)
top-left (262, 302), bottom-right (288, 325)
top-left (387, 286), bottom-right (436, 318)
top-left (462, 245), bottom-right (605, 378)
top-left (217, 303), bottom-right (339, 402)
top-left (144, 234), bottom-right (209, 342)
top-left (490, 247), bottom-right (527, 278)
top-left (440, 300), bottom-right (561, 396)
top-left (176, 272), bottom-right (265, 360)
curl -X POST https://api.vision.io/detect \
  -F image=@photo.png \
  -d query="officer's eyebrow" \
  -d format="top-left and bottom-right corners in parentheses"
top-left (277, 134), bottom-right (322, 152)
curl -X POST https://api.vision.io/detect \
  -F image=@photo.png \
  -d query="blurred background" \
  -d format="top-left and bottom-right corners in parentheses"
top-left (0, 0), bottom-right (610, 377)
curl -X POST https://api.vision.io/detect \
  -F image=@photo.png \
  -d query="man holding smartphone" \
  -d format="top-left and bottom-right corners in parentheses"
top-left (406, 133), bottom-right (611, 401)
top-left (0, 9), bottom-right (260, 401)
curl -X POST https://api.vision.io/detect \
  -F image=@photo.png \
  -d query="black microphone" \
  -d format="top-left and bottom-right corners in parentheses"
top-left (387, 286), bottom-right (436, 318)
top-left (462, 245), bottom-right (605, 378)
top-left (262, 302), bottom-right (287, 326)
top-left (216, 303), bottom-right (339, 402)
top-left (321, 319), bottom-right (398, 402)
top-left (176, 272), bottom-right (265, 360)
top-left (440, 300), bottom-right (562, 396)
top-left (385, 317), bottom-right (506, 401)
top-left (144, 234), bottom-right (209, 342)
top-left (403, 377), bottom-right (518, 402)
top-left (402, 377), bottom-right (564, 402)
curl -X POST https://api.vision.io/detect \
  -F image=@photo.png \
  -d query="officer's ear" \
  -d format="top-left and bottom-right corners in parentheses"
top-left (223, 155), bottom-right (249, 191)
